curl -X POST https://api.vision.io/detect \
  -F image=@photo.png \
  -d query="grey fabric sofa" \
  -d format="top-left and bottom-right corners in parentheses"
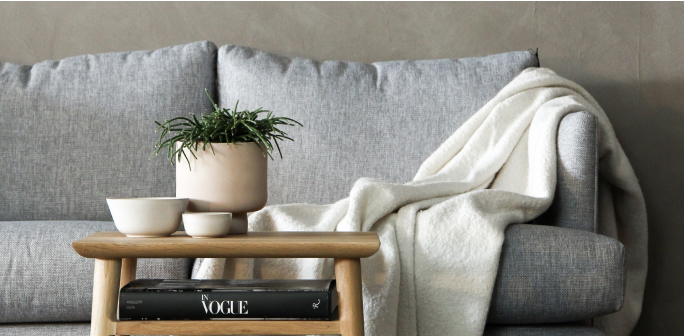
top-left (0, 41), bottom-right (624, 335)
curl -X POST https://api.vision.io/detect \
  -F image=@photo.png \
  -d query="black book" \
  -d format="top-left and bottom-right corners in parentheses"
top-left (119, 279), bottom-right (338, 320)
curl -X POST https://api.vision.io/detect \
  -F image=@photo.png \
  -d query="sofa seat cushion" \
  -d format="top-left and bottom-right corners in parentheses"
top-left (484, 324), bottom-right (606, 336)
top-left (0, 41), bottom-right (217, 222)
top-left (0, 323), bottom-right (90, 336)
top-left (217, 45), bottom-right (538, 206)
top-left (0, 323), bottom-right (605, 336)
top-left (0, 221), bottom-right (191, 323)
top-left (488, 224), bottom-right (625, 324)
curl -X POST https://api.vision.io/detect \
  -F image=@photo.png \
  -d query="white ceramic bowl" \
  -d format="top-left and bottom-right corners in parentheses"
top-left (182, 212), bottom-right (232, 238)
top-left (106, 197), bottom-right (189, 237)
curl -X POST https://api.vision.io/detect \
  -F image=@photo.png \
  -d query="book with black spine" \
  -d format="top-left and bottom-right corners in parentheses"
top-left (119, 279), bottom-right (338, 320)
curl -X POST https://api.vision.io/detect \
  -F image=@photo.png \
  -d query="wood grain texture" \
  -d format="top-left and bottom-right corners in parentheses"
top-left (335, 258), bottom-right (365, 336)
top-left (115, 320), bottom-right (340, 335)
top-left (73, 231), bottom-right (380, 259)
top-left (91, 259), bottom-right (121, 336)
top-left (120, 258), bottom-right (137, 289)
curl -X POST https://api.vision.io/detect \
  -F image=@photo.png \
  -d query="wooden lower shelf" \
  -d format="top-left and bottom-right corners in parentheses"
top-left (115, 320), bottom-right (341, 335)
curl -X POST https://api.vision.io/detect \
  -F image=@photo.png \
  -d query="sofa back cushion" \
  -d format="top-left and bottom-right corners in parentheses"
top-left (0, 41), bottom-right (217, 221)
top-left (217, 46), bottom-right (538, 205)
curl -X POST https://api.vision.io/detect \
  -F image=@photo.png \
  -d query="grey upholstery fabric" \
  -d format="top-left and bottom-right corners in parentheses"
top-left (0, 323), bottom-right (606, 336)
top-left (535, 112), bottom-right (599, 232)
top-left (488, 224), bottom-right (625, 324)
top-left (0, 221), bottom-right (191, 323)
top-left (0, 323), bottom-right (90, 336)
top-left (217, 45), bottom-right (539, 206)
top-left (0, 323), bottom-right (165, 336)
top-left (484, 324), bottom-right (605, 336)
top-left (0, 41), bottom-right (217, 221)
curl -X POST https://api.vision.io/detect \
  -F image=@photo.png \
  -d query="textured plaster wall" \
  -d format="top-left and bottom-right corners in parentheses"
top-left (1, 2), bottom-right (682, 334)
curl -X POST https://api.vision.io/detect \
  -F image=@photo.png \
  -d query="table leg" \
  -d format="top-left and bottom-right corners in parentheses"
top-left (120, 258), bottom-right (137, 289)
top-left (118, 258), bottom-right (137, 336)
top-left (335, 258), bottom-right (364, 336)
top-left (91, 258), bottom-right (121, 336)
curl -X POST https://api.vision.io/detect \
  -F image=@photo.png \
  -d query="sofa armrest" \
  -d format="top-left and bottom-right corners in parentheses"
top-left (535, 111), bottom-right (599, 232)
top-left (0, 221), bottom-right (191, 323)
top-left (487, 224), bottom-right (624, 324)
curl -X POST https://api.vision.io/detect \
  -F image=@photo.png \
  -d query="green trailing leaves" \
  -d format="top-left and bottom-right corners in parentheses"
top-left (151, 89), bottom-right (302, 168)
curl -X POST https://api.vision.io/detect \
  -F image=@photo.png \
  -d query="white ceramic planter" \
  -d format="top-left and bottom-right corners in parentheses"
top-left (182, 212), bottom-right (232, 238)
top-left (176, 142), bottom-right (267, 233)
top-left (106, 197), bottom-right (189, 237)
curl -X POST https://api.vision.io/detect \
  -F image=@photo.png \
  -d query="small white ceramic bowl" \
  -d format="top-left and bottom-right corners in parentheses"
top-left (182, 212), bottom-right (232, 238)
top-left (106, 197), bottom-right (189, 237)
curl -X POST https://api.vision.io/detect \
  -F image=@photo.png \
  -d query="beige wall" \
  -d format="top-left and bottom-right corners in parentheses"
top-left (1, 2), bottom-right (682, 334)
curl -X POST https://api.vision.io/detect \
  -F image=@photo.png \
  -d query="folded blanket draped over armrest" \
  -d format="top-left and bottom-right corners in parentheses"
top-left (195, 68), bottom-right (647, 336)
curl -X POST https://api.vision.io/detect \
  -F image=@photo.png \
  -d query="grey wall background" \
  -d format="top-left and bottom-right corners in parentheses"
top-left (1, 2), bottom-right (681, 335)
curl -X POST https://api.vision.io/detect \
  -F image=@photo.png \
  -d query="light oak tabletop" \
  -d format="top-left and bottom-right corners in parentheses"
top-left (72, 231), bottom-right (381, 259)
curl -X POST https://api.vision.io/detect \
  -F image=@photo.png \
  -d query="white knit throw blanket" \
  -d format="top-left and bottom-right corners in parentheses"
top-left (194, 68), bottom-right (647, 336)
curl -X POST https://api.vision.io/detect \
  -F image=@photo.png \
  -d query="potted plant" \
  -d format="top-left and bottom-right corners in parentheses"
top-left (152, 90), bottom-right (301, 233)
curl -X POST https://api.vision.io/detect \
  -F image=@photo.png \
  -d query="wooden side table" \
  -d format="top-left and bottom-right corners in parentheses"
top-left (72, 231), bottom-right (380, 336)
